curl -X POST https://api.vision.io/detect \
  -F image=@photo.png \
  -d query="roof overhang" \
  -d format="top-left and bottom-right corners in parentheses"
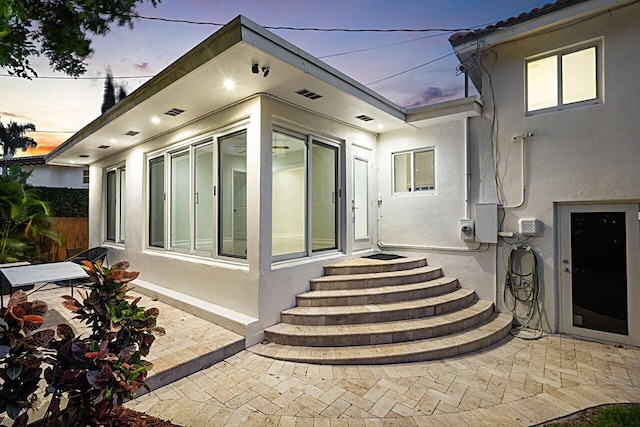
top-left (450, 0), bottom-right (634, 91)
top-left (46, 15), bottom-right (410, 166)
top-left (406, 96), bottom-right (482, 128)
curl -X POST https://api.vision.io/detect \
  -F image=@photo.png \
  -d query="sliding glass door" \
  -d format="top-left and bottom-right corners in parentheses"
top-left (272, 130), bottom-right (342, 260)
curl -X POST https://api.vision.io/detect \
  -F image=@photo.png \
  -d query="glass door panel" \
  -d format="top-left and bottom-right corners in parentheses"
top-left (311, 141), bottom-right (338, 252)
top-left (570, 211), bottom-right (628, 335)
top-left (272, 131), bottom-right (306, 257)
top-left (170, 152), bottom-right (190, 251)
top-left (148, 157), bottom-right (165, 248)
top-left (219, 131), bottom-right (247, 258)
top-left (194, 144), bottom-right (214, 254)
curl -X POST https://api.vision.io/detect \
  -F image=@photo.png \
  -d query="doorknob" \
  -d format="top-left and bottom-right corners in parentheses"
top-left (562, 267), bottom-right (570, 273)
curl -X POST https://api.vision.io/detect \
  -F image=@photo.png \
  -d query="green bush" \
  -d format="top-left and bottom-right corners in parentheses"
top-left (32, 187), bottom-right (88, 218)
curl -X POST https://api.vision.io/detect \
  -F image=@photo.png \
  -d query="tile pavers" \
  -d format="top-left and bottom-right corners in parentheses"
top-left (127, 334), bottom-right (639, 426)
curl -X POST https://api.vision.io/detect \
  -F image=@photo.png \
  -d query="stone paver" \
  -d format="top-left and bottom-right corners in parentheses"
top-left (127, 334), bottom-right (640, 426)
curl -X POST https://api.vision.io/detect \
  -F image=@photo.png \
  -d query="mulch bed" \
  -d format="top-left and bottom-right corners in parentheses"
top-left (97, 407), bottom-right (180, 427)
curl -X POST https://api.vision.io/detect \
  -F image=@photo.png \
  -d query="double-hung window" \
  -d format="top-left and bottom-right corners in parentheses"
top-left (526, 42), bottom-right (601, 113)
top-left (393, 148), bottom-right (435, 194)
top-left (105, 165), bottom-right (126, 243)
top-left (147, 129), bottom-right (247, 259)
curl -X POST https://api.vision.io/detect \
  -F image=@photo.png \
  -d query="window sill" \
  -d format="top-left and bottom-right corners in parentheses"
top-left (103, 242), bottom-right (125, 250)
top-left (142, 248), bottom-right (249, 271)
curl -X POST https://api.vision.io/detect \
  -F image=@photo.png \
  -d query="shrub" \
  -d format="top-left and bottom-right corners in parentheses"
top-left (0, 290), bottom-right (56, 426)
top-left (44, 261), bottom-right (164, 426)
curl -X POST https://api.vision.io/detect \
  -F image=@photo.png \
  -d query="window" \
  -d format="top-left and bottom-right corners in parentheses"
top-left (147, 129), bottom-right (247, 259)
top-left (526, 44), bottom-right (599, 113)
top-left (271, 130), bottom-right (342, 260)
top-left (393, 148), bottom-right (435, 194)
top-left (82, 168), bottom-right (89, 184)
top-left (105, 165), bottom-right (125, 243)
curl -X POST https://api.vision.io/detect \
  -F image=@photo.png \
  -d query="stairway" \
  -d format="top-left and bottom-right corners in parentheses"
top-left (251, 256), bottom-right (512, 364)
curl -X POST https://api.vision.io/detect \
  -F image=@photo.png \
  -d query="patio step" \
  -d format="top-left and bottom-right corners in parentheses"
top-left (323, 256), bottom-right (427, 276)
top-left (310, 265), bottom-right (442, 291)
top-left (282, 288), bottom-right (476, 325)
top-left (265, 299), bottom-right (495, 346)
top-left (253, 313), bottom-right (513, 364)
top-left (255, 255), bottom-right (512, 364)
top-left (297, 276), bottom-right (458, 307)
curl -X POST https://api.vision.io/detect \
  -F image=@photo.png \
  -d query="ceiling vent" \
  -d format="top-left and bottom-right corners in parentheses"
top-left (356, 114), bottom-right (375, 122)
top-left (165, 108), bottom-right (185, 117)
top-left (98, 145), bottom-right (110, 149)
top-left (78, 154), bottom-right (90, 158)
top-left (125, 130), bottom-right (139, 136)
top-left (296, 89), bottom-right (323, 100)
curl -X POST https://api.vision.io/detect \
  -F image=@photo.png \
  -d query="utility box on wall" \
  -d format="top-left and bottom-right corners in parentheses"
top-left (475, 203), bottom-right (498, 243)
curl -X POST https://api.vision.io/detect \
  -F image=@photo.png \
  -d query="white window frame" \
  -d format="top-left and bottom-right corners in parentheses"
top-left (392, 147), bottom-right (435, 195)
top-left (105, 164), bottom-right (125, 244)
top-left (145, 124), bottom-right (248, 260)
top-left (525, 40), bottom-right (602, 115)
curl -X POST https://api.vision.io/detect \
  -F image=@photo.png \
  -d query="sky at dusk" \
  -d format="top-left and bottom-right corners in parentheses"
top-left (0, 0), bottom-right (546, 156)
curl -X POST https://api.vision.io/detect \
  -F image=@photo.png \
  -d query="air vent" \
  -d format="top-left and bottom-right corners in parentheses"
top-left (125, 130), bottom-right (139, 136)
top-left (165, 108), bottom-right (185, 117)
top-left (78, 154), bottom-right (90, 158)
top-left (356, 114), bottom-right (374, 122)
top-left (296, 89), bottom-right (323, 100)
top-left (98, 145), bottom-right (110, 149)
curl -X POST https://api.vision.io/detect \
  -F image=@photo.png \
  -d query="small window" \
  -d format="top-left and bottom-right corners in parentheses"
top-left (105, 165), bottom-right (125, 243)
top-left (393, 148), bottom-right (435, 194)
top-left (82, 168), bottom-right (90, 184)
top-left (526, 44), bottom-right (599, 113)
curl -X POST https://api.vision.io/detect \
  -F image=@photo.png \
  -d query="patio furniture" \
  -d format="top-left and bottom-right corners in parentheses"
top-left (67, 246), bottom-right (109, 265)
top-left (0, 261), bottom-right (88, 307)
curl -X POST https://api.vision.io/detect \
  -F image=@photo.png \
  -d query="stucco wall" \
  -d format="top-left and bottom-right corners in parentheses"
top-left (259, 96), bottom-right (378, 328)
top-left (378, 120), bottom-right (496, 301)
top-left (89, 98), bottom-right (262, 325)
top-left (474, 2), bottom-right (640, 331)
top-left (27, 165), bottom-right (88, 189)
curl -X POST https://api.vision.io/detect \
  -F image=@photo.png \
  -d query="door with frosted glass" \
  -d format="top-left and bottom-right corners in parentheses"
top-left (311, 141), bottom-right (339, 252)
top-left (559, 204), bottom-right (639, 345)
top-left (352, 148), bottom-right (371, 251)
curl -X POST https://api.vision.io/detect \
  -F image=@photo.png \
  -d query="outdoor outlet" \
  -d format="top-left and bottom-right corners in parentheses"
top-left (460, 219), bottom-right (475, 241)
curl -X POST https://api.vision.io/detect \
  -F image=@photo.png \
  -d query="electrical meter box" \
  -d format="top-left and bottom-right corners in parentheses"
top-left (475, 203), bottom-right (498, 243)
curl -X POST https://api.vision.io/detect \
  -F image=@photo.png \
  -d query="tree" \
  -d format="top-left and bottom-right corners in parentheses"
top-left (117, 84), bottom-right (127, 103)
top-left (101, 69), bottom-right (116, 113)
top-left (0, 117), bottom-right (37, 163)
top-left (0, 0), bottom-right (160, 79)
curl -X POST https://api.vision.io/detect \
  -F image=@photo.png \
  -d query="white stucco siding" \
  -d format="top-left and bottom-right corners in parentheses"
top-left (89, 98), bottom-right (262, 324)
top-left (27, 165), bottom-right (88, 189)
top-left (476, 2), bottom-right (640, 331)
top-left (258, 96), bottom-right (378, 328)
top-left (378, 120), bottom-right (496, 301)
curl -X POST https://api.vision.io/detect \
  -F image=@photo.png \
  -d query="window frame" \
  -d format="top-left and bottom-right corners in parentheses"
top-left (105, 164), bottom-right (126, 244)
top-left (525, 40), bottom-right (603, 115)
top-left (145, 124), bottom-right (247, 261)
top-left (391, 147), bottom-right (436, 196)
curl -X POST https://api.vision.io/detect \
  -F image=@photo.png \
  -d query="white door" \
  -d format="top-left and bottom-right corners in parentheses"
top-left (352, 147), bottom-right (372, 252)
top-left (559, 203), bottom-right (639, 345)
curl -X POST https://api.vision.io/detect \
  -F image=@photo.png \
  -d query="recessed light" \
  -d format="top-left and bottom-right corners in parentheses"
top-left (110, 138), bottom-right (117, 144)
top-left (224, 79), bottom-right (235, 89)
top-left (98, 145), bottom-right (110, 149)
top-left (70, 160), bottom-right (76, 164)
top-left (377, 124), bottom-right (384, 130)
top-left (151, 116), bottom-right (161, 124)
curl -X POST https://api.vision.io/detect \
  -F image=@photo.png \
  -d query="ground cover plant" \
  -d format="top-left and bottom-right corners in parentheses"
top-left (545, 403), bottom-right (640, 426)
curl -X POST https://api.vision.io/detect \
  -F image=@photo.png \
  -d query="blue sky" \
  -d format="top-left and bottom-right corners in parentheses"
top-left (0, 0), bottom-right (545, 155)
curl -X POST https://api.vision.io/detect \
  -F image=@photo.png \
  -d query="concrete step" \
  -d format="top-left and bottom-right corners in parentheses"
top-left (265, 299), bottom-right (495, 347)
top-left (310, 265), bottom-right (442, 291)
top-left (281, 288), bottom-right (476, 325)
top-left (252, 313), bottom-right (513, 364)
top-left (323, 256), bottom-right (427, 276)
top-left (297, 276), bottom-right (458, 307)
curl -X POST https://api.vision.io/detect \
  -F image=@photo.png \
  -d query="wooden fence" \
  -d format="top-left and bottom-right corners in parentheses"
top-left (39, 217), bottom-right (89, 262)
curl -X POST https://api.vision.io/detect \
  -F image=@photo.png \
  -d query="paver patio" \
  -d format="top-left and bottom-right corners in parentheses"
top-left (127, 332), bottom-right (640, 426)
